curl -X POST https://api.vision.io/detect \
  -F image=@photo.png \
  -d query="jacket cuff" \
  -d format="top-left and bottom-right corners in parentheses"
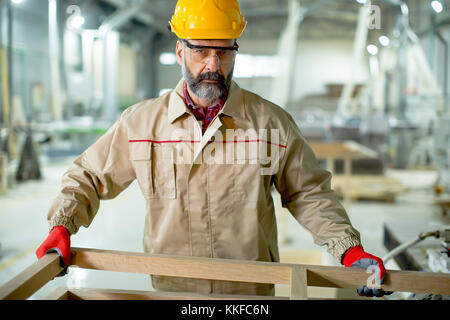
top-left (49, 214), bottom-right (77, 236)
top-left (327, 235), bottom-right (362, 263)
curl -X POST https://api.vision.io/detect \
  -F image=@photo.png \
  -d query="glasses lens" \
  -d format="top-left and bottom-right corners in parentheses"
top-left (185, 42), bottom-right (236, 64)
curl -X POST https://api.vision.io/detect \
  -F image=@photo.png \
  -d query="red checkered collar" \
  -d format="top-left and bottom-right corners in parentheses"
top-left (183, 81), bottom-right (228, 111)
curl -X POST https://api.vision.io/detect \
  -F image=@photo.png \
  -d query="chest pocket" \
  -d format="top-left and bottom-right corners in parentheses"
top-left (130, 142), bottom-right (176, 199)
top-left (232, 142), bottom-right (268, 201)
top-left (232, 140), bottom-right (285, 200)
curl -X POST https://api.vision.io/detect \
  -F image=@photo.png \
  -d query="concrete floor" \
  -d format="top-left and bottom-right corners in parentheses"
top-left (0, 156), bottom-right (448, 299)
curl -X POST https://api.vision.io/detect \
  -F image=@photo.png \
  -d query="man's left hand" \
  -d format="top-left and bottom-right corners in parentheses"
top-left (342, 246), bottom-right (393, 297)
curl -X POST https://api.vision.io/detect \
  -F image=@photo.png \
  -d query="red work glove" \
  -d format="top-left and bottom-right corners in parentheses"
top-left (342, 245), bottom-right (392, 297)
top-left (36, 226), bottom-right (71, 267)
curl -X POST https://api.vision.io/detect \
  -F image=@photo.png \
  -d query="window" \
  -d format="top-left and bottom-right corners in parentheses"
top-left (233, 54), bottom-right (279, 78)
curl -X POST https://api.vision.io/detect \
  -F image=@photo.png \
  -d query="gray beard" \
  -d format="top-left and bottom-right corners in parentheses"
top-left (182, 56), bottom-right (234, 104)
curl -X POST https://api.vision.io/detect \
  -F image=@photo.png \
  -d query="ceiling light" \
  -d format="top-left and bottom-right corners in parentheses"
top-left (431, 1), bottom-right (443, 13)
top-left (378, 35), bottom-right (390, 47)
top-left (356, 0), bottom-right (366, 4)
top-left (367, 44), bottom-right (379, 56)
top-left (12, 0), bottom-right (24, 4)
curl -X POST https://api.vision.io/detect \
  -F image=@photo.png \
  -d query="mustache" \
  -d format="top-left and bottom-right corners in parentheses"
top-left (195, 72), bottom-right (226, 83)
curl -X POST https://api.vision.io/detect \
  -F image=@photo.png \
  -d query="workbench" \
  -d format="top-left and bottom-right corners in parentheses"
top-left (309, 140), bottom-right (378, 207)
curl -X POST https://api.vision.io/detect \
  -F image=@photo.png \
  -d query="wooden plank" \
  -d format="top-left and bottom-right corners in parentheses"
top-left (0, 253), bottom-right (63, 300)
top-left (65, 288), bottom-right (288, 300)
top-left (4, 248), bottom-right (448, 300)
top-left (435, 197), bottom-right (450, 206)
top-left (332, 174), bottom-right (407, 202)
top-left (70, 248), bottom-right (450, 296)
top-left (307, 267), bottom-right (450, 295)
top-left (71, 248), bottom-right (292, 285)
top-left (290, 266), bottom-right (308, 300)
top-left (309, 141), bottom-right (378, 160)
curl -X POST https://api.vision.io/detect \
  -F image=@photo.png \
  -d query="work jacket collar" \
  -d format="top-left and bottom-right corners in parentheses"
top-left (168, 78), bottom-right (246, 124)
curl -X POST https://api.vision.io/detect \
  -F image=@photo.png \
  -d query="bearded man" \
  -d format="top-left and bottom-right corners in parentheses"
top-left (36, 0), bottom-right (391, 298)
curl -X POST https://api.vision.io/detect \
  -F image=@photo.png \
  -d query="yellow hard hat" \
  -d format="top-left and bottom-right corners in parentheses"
top-left (169, 0), bottom-right (247, 40)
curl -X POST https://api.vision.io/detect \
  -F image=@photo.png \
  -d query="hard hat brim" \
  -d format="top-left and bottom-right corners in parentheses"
top-left (169, 21), bottom-right (247, 40)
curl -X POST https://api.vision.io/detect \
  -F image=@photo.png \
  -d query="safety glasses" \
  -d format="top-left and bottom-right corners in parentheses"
top-left (182, 40), bottom-right (239, 64)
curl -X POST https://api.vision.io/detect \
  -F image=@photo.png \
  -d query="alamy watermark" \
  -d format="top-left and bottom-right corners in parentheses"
top-left (135, 127), bottom-right (285, 176)
top-left (368, 5), bottom-right (381, 30)
top-left (66, 5), bottom-right (84, 31)
top-left (366, 265), bottom-right (382, 289)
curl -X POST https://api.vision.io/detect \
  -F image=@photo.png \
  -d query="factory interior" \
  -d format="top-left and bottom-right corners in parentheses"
top-left (0, 0), bottom-right (449, 301)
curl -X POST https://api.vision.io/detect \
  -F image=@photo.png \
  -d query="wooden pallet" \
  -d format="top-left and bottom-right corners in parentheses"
top-left (309, 140), bottom-right (379, 207)
top-left (1, 248), bottom-right (450, 300)
top-left (332, 174), bottom-right (407, 202)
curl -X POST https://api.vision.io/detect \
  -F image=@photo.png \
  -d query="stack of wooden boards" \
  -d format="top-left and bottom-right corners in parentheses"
top-left (332, 174), bottom-right (407, 202)
top-left (309, 141), bottom-right (407, 203)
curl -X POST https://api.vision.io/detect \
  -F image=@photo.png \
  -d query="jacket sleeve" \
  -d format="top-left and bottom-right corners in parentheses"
top-left (47, 109), bottom-right (136, 235)
top-left (273, 115), bottom-right (361, 262)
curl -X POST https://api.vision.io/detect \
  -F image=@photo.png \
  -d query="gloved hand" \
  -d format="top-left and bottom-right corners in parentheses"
top-left (342, 245), bottom-right (393, 297)
top-left (36, 226), bottom-right (71, 267)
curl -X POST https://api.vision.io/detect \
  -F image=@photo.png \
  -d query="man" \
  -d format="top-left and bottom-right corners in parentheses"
top-left (36, 0), bottom-right (390, 297)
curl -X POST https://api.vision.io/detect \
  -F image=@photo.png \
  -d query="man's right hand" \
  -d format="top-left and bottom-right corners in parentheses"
top-left (36, 226), bottom-right (71, 267)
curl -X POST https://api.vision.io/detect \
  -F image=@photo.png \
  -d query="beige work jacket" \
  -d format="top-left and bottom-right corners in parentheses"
top-left (47, 79), bottom-right (361, 296)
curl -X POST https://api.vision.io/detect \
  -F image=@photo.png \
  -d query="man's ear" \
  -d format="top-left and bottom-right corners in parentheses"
top-left (176, 40), bottom-right (183, 66)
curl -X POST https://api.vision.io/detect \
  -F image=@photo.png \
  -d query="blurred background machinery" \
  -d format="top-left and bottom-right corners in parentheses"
top-left (0, 0), bottom-right (448, 174)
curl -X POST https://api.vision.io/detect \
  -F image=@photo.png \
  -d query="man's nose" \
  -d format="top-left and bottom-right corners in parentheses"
top-left (204, 53), bottom-right (220, 72)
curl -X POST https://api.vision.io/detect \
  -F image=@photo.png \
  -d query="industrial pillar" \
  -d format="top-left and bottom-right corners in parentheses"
top-left (101, 31), bottom-right (119, 123)
top-left (48, 0), bottom-right (65, 121)
top-left (270, 0), bottom-right (302, 109)
top-left (98, 1), bottom-right (146, 123)
top-left (337, 2), bottom-right (371, 116)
